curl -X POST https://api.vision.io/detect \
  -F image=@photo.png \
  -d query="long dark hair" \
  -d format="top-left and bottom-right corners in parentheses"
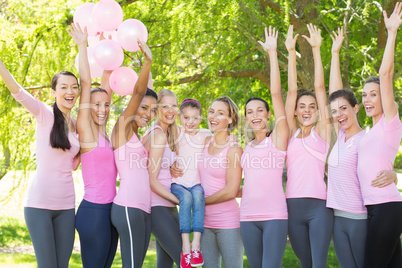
top-left (50, 71), bottom-right (78, 151)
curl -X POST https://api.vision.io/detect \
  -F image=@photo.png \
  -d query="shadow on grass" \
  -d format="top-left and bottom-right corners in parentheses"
top-left (0, 217), bottom-right (31, 247)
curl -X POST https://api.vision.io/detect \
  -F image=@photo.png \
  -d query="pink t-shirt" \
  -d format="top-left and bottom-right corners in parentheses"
top-left (12, 89), bottom-right (80, 210)
top-left (286, 127), bottom-right (329, 200)
top-left (327, 129), bottom-right (366, 213)
top-left (114, 132), bottom-right (151, 213)
top-left (199, 139), bottom-right (240, 229)
top-left (81, 132), bottom-right (117, 204)
top-left (240, 136), bottom-right (287, 221)
top-left (142, 125), bottom-right (176, 207)
top-left (357, 113), bottom-right (402, 205)
top-left (172, 128), bottom-right (212, 188)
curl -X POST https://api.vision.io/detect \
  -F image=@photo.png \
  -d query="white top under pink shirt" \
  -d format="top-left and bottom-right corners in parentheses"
top-left (113, 132), bottom-right (151, 213)
top-left (357, 113), bottom-right (402, 205)
top-left (12, 88), bottom-right (80, 210)
top-left (286, 127), bottom-right (329, 200)
top-left (327, 129), bottom-right (366, 214)
top-left (199, 138), bottom-right (240, 229)
top-left (240, 136), bottom-right (287, 222)
top-left (142, 125), bottom-right (176, 208)
top-left (172, 128), bottom-right (212, 188)
top-left (81, 132), bottom-right (117, 204)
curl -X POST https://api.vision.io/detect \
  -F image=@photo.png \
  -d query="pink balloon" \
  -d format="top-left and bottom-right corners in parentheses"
top-left (117, 19), bottom-right (148, 52)
top-left (92, 0), bottom-right (123, 32)
top-left (73, 3), bottom-right (101, 36)
top-left (75, 47), bottom-right (104, 79)
top-left (103, 30), bottom-right (118, 41)
top-left (88, 36), bottom-right (100, 47)
top-left (109, 67), bottom-right (138, 96)
top-left (93, 39), bottom-right (124, 70)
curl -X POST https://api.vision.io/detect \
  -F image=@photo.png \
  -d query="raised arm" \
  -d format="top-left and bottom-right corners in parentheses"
top-left (329, 28), bottom-right (344, 95)
top-left (303, 24), bottom-right (331, 143)
top-left (379, 2), bottom-right (402, 122)
top-left (258, 26), bottom-right (289, 151)
top-left (112, 41), bottom-right (152, 149)
top-left (205, 145), bottom-right (242, 205)
top-left (284, 25), bottom-right (299, 136)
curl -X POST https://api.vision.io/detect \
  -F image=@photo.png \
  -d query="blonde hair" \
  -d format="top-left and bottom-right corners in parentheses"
top-left (157, 89), bottom-right (179, 153)
top-left (211, 96), bottom-right (239, 133)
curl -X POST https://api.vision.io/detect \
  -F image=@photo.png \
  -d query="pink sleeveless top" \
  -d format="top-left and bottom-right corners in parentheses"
top-left (327, 129), bottom-right (366, 213)
top-left (113, 132), bottom-right (151, 213)
top-left (199, 139), bottom-right (240, 229)
top-left (142, 125), bottom-right (176, 207)
top-left (240, 136), bottom-right (287, 221)
top-left (286, 127), bottom-right (329, 200)
top-left (81, 132), bottom-right (117, 204)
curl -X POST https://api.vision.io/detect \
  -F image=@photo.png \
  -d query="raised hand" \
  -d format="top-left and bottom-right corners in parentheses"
top-left (302, 24), bottom-right (322, 48)
top-left (138, 40), bottom-right (152, 62)
top-left (384, 2), bottom-right (402, 34)
top-left (67, 23), bottom-right (87, 47)
top-left (258, 26), bottom-right (278, 52)
top-left (285, 25), bottom-right (299, 52)
top-left (331, 28), bottom-right (344, 53)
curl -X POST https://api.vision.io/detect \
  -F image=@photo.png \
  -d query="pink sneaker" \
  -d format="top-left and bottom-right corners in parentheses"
top-left (180, 251), bottom-right (192, 268)
top-left (190, 249), bottom-right (204, 267)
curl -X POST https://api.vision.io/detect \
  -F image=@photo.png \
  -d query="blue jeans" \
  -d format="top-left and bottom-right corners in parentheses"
top-left (171, 183), bottom-right (205, 233)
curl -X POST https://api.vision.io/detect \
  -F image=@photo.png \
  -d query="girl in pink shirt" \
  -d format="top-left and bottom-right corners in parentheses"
top-left (198, 96), bottom-right (243, 268)
top-left (358, 4), bottom-right (402, 267)
top-left (239, 26), bottom-right (289, 268)
top-left (0, 28), bottom-right (80, 268)
top-left (109, 43), bottom-right (154, 268)
top-left (285, 24), bottom-right (334, 268)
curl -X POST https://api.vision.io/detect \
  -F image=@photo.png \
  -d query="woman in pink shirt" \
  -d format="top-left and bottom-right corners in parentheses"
top-left (0, 31), bottom-right (80, 268)
top-left (110, 39), bottom-right (154, 268)
top-left (357, 4), bottom-right (402, 267)
top-left (239, 26), bottom-right (289, 268)
top-left (198, 96), bottom-right (243, 268)
top-left (285, 24), bottom-right (334, 268)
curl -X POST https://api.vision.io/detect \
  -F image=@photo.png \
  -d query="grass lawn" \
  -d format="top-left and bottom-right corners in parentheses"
top-left (0, 216), bottom-right (340, 267)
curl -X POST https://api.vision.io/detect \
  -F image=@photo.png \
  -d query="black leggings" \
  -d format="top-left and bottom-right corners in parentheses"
top-left (151, 206), bottom-right (182, 268)
top-left (364, 202), bottom-right (402, 268)
top-left (75, 199), bottom-right (118, 268)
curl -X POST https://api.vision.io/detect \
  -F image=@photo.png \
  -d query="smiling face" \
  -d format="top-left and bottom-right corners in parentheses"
top-left (51, 74), bottom-right (79, 114)
top-left (157, 95), bottom-right (178, 125)
top-left (180, 107), bottom-right (202, 134)
top-left (362, 82), bottom-right (382, 118)
top-left (208, 101), bottom-right (232, 133)
top-left (90, 91), bottom-right (110, 126)
top-left (330, 97), bottom-right (359, 130)
top-left (245, 100), bottom-right (271, 132)
top-left (133, 96), bottom-right (157, 128)
top-left (295, 95), bottom-right (317, 127)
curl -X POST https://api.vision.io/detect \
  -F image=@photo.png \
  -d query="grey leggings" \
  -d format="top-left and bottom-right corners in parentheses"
top-left (333, 216), bottom-right (367, 268)
top-left (287, 198), bottom-right (334, 268)
top-left (111, 204), bottom-right (151, 268)
top-left (151, 206), bottom-right (182, 268)
top-left (240, 220), bottom-right (288, 268)
top-left (24, 207), bottom-right (75, 268)
top-left (200, 227), bottom-right (244, 268)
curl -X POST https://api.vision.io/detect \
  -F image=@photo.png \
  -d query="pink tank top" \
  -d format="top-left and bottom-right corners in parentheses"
top-left (240, 136), bottom-right (287, 221)
top-left (357, 113), bottom-right (402, 205)
top-left (327, 129), bottom-right (366, 213)
top-left (199, 139), bottom-right (240, 229)
top-left (142, 125), bottom-right (176, 207)
top-left (81, 132), bottom-right (117, 204)
top-left (286, 127), bottom-right (329, 200)
top-left (113, 132), bottom-right (151, 213)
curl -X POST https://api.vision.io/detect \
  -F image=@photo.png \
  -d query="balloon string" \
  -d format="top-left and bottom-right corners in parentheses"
top-left (136, 52), bottom-right (143, 67)
top-left (124, 52), bottom-right (143, 69)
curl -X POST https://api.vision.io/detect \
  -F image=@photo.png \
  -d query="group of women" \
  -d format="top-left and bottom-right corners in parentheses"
top-left (0, 3), bottom-right (402, 268)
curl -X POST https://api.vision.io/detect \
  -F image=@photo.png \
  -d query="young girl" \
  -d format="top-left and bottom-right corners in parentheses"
top-left (239, 25), bottom-right (289, 268)
top-left (68, 24), bottom-right (118, 268)
top-left (285, 24), bottom-right (334, 268)
top-left (170, 99), bottom-right (211, 268)
top-left (0, 37), bottom-right (80, 268)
